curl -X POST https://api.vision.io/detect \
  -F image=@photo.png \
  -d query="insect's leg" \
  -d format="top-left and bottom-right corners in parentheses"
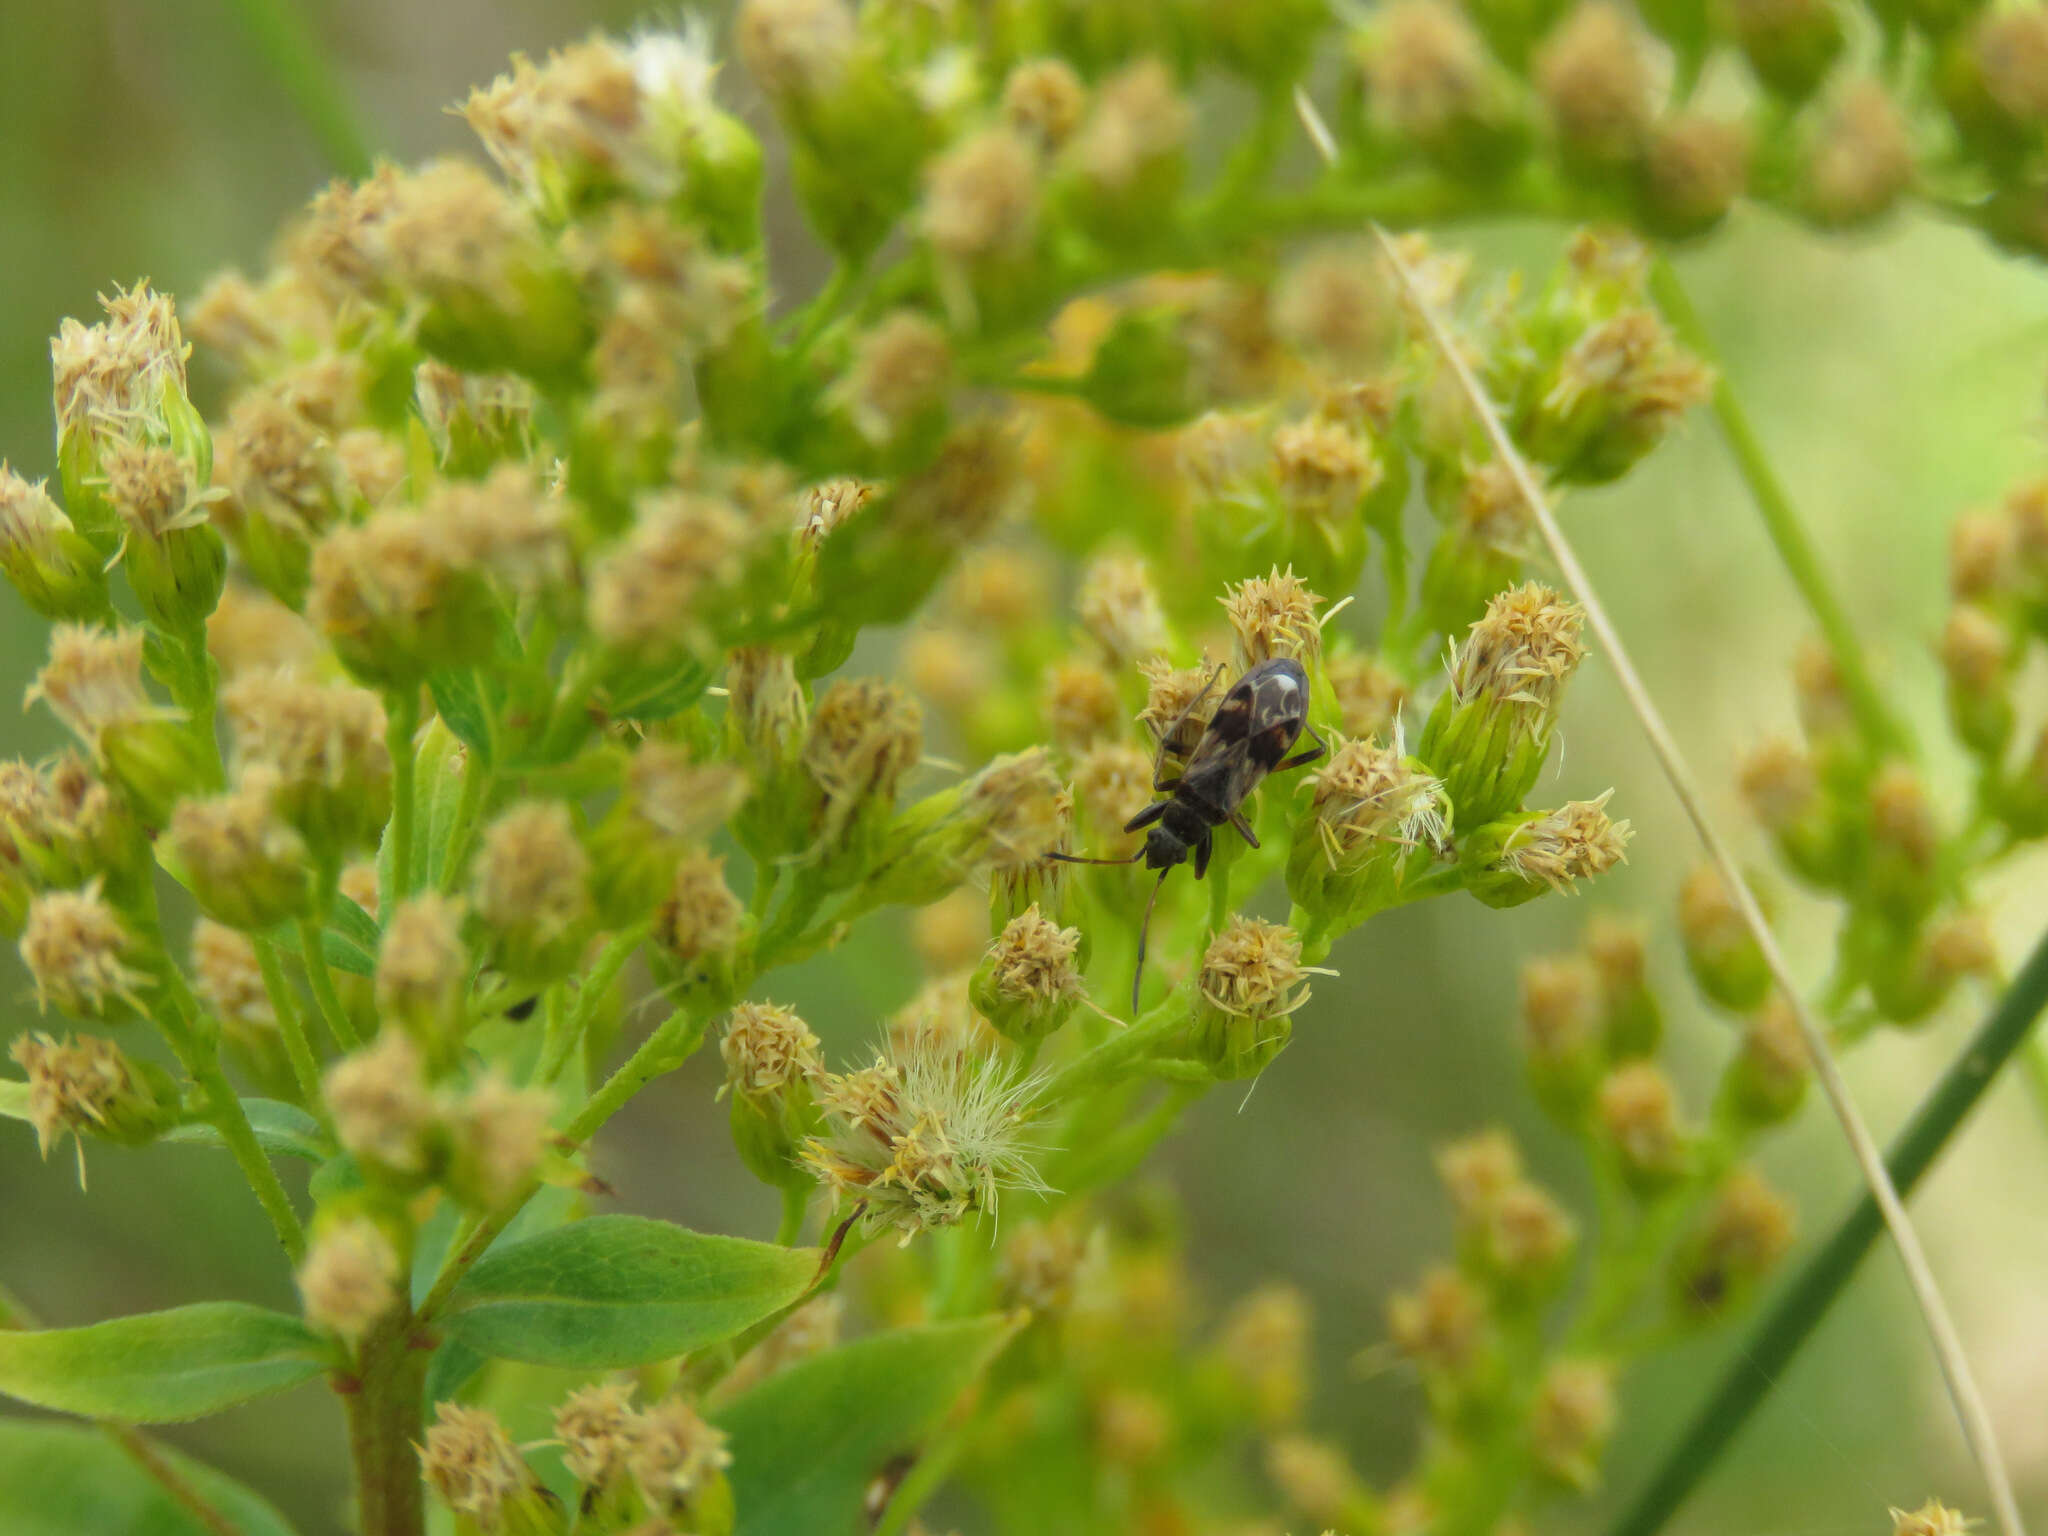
top-left (1275, 722), bottom-right (1330, 773)
top-left (1124, 800), bottom-right (1168, 834)
top-left (1193, 828), bottom-right (1215, 878)
top-left (1132, 869), bottom-right (1169, 1014)
top-left (1150, 663), bottom-right (1228, 791)
top-left (1227, 808), bottom-right (1260, 849)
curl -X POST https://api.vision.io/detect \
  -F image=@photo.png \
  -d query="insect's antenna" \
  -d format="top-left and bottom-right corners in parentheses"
top-left (1045, 849), bottom-right (1145, 866)
top-left (1131, 867), bottom-right (1170, 1014)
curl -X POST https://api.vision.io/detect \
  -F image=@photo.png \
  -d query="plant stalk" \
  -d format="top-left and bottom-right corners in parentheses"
top-left (340, 1308), bottom-right (429, 1536)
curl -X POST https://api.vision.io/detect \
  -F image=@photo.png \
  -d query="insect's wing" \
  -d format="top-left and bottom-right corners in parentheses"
top-left (1180, 673), bottom-right (1272, 810)
top-left (1242, 663), bottom-right (1309, 770)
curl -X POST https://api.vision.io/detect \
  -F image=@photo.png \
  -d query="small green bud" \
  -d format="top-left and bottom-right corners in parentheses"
top-left (586, 747), bottom-right (747, 926)
top-left (165, 771), bottom-right (312, 932)
top-left (971, 906), bottom-right (1085, 1045)
top-left (1419, 583), bottom-right (1586, 827)
top-left (1518, 955), bottom-right (1605, 1122)
top-left (1737, 736), bottom-right (1851, 887)
top-left (1866, 762), bottom-right (1941, 926)
top-left (0, 467), bottom-right (113, 622)
top-left (624, 1396), bottom-right (734, 1536)
top-left (1677, 863), bottom-right (1772, 1010)
top-left (1801, 81), bottom-right (1914, 228)
top-left (1356, 2), bottom-right (1531, 178)
top-left (210, 390), bottom-right (353, 609)
top-left (1939, 605), bottom-right (2015, 758)
top-left (1638, 113), bottom-right (1748, 240)
top-left (1186, 916), bottom-right (1314, 1080)
top-left (1530, 1359), bottom-right (1616, 1491)
top-left (101, 437), bottom-right (225, 633)
top-left (1060, 59), bottom-right (1193, 252)
top-left (864, 748), bottom-right (1065, 911)
top-left (1724, 0), bottom-right (1844, 102)
top-left (796, 677), bottom-right (924, 889)
top-left (1286, 734), bottom-right (1447, 941)
top-left (1459, 794), bottom-right (1632, 909)
top-left (720, 1001), bottom-right (824, 1192)
top-left (421, 1403), bottom-right (569, 1536)
top-left (0, 755), bottom-right (147, 903)
top-left (553, 1382), bottom-right (643, 1530)
top-left (376, 893), bottom-right (471, 1068)
top-left (9, 1031), bottom-right (178, 1162)
top-left (1514, 305), bottom-right (1714, 486)
top-left (1473, 1179), bottom-right (1576, 1300)
top-left (297, 1215), bottom-right (402, 1347)
top-left (309, 509), bottom-right (501, 688)
top-left (1417, 459), bottom-right (1535, 636)
top-left (1387, 1264), bottom-right (1495, 1387)
top-left (445, 1070), bottom-right (556, 1211)
top-left (1864, 909), bottom-right (1997, 1025)
top-left (1584, 912), bottom-right (1661, 1058)
top-left (20, 886), bottom-right (158, 1026)
top-left (653, 851), bottom-right (746, 1009)
top-left (833, 310), bottom-right (953, 459)
top-left (470, 802), bottom-right (595, 986)
top-left (325, 1032), bottom-right (437, 1187)
top-left (1671, 1166), bottom-right (1794, 1317)
top-left (1716, 992), bottom-right (1809, 1128)
top-left (1536, 2), bottom-right (1653, 175)
top-left (1074, 307), bottom-right (1203, 430)
top-left (1595, 1061), bottom-right (1690, 1196)
top-left (221, 673), bottom-right (392, 860)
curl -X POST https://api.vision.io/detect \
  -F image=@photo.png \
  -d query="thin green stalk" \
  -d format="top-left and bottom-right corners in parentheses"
top-left (874, 1400), bottom-right (984, 1536)
top-left (1039, 987), bottom-right (1190, 1103)
top-left (219, 0), bottom-right (373, 177)
top-left (1606, 921), bottom-right (2048, 1536)
top-left (1646, 259), bottom-right (1914, 759)
top-left (775, 1184), bottom-right (809, 1246)
top-left (108, 1423), bottom-right (245, 1536)
top-left (297, 914), bottom-right (361, 1052)
top-left (253, 934), bottom-right (323, 1108)
top-left (383, 689), bottom-right (420, 915)
top-left (435, 754), bottom-right (493, 894)
top-left (417, 1004), bottom-right (712, 1323)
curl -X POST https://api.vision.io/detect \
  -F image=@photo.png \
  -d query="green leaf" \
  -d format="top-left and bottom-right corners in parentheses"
top-left (439, 1215), bottom-right (818, 1369)
top-left (0, 1080), bottom-right (29, 1123)
top-left (161, 1100), bottom-right (333, 1162)
top-left (0, 1303), bottom-right (331, 1423)
top-left (263, 905), bottom-right (378, 980)
top-left (429, 668), bottom-right (503, 767)
top-left (0, 1421), bottom-right (301, 1536)
top-left (380, 717), bottom-right (472, 898)
top-left (717, 1315), bottom-right (1021, 1536)
top-left (598, 660), bottom-right (712, 725)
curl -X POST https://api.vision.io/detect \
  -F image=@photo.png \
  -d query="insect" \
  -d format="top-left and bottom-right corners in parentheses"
top-left (1052, 656), bottom-right (1328, 1011)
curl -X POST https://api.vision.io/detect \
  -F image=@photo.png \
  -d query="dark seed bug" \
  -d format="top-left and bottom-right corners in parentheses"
top-left (1052, 656), bottom-right (1328, 1011)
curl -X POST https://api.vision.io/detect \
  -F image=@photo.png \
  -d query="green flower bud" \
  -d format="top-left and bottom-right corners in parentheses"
top-left (325, 1031), bottom-right (437, 1187)
top-left (586, 747), bottom-right (747, 926)
top-left (1355, 1), bottom-right (1531, 177)
top-left (1003, 58), bottom-right (1090, 153)
top-left (1186, 916), bottom-right (1314, 1080)
top-left (1724, 0), bottom-right (1844, 102)
top-left (1677, 863), bottom-right (1771, 1010)
top-left (1863, 909), bottom-right (1998, 1026)
top-left (1473, 1179), bottom-right (1576, 1300)
top-left (990, 791), bottom-right (1076, 931)
top-left (211, 389), bottom-right (354, 609)
top-left (587, 490), bottom-right (750, 671)
top-left (444, 1070), bottom-right (556, 1211)
top-left (1459, 794), bottom-right (1632, 909)
top-left (1940, 605), bottom-right (2015, 759)
top-left (1716, 992), bottom-right (1809, 1128)
top-left (221, 673), bottom-right (393, 860)
top-left (101, 437), bottom-right (226, 633)
top-left (296, 1215), bottom-right (402, 1347)
top-left (165, 771), bottom-right (312, 932)
top-left (9, 1031), bottom-right (179, 1163)
top-left (1536, 2), bottom-right (1653, 175)
top-left (552, 1383), bottom-right (644, 1530)
top-left (1801, 81), bottom-right (1915, 228)
top-left (470, 802), bottom-right (595, 986)
top-left (1638, 112), bottom-right (1748, 240)
top-left (1595, 1061), bottom-right (1691, 1196)
top-left (1530, 1359), bottom-right (1615, 1492)
top-left (1074, 307), bottom-right (1203, 430)
top-left (971, 906), bottom-right (1085, 1045)
top-left (1222, 565), bottom-right (1328, 674)
top-left (1737, 737), bottom-right (1850, 887)
top-left (720, 1001), bottom-right (824, 1192)
top-left (653, 851), bottom-right (746, 1010)
top-left (1417, 459), bottom-right (1535, 636)
top-left (1584, 912), bottom-right (1661, 1058)
top-left (863, 748), bottom-right (1066, 911)
top-left (1671, 1166), bottom-right (1794, 1318)
top-left (376, 893), bottom-right (471, 1069)
top-left (833, 310), bottom-right (953, 460)
top-left (1514, 305), bottom-right (1713, 486)
top-left (421, 1403), bottom-right (569, 1536)
top-left (1518, 955), bottom-right (1605, 1123)
top-left (20, 886), bottom-right (158, 1026)
top-left (1388, 1264), bottom-right (1496, 1392)
top-left (0, 755), bottom-right (148, 903)
top-left (624, 1397), bottom-right (734, 1536)
top-left (0, 467), bottom-right (114, 622)
top-left (1078, 552), bottom-right (1173, 669)
top-left (1865, 762), bottom-right (1941, 927)
top-left (1286, 734), bottom-right (1447, 944)
top-left (50, 282), bottom-right (197, 560)
top-left (308, 508), bottom-right (502, 688)
top-left (795, 677), bottom-right (923, 889)
top-left (1060, 59), bottom-right (1193, 252)
top-left (1419, 583), bottom-right (1586, 827)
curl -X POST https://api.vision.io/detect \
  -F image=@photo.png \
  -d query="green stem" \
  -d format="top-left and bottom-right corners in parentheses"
top-left (1047, 1082), bottom-right (1204, 1198)
top-left (383, 689), bottom-right (421, 915)
top-left (194, 1054), bottom-right (306, 1264)
top-left (1606, 920), bottom-right (2048, 1536)
top-left (297, 914), bottom-right (362, 1052)
top-left (775, 1183), bottom-right (809, 1246)
top-left (1646, 259), bottom-right (1913, 759)
top-left (1038, 987), bottom-right (1190, 1103)
top-left (339, 1307), bottom-right (429, 1536)
top-left (253, 935), bottom-right (323, 1110)
top-left (873, 1398), bottom-right (984, 1536)
top-left (219, 0), bottom-right (373, 177)
top-left (787, 259), bottom-right (864, 359)
top-left (435, 754), bottom-right (493, 894)
top-left (416, 1005), bottom-right (713, 1323)
top-left (108, 1423), bottom-right (244, 1536)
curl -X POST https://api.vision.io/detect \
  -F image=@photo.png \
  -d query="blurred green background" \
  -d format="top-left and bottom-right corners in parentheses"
top-left (4, 2), bottom-right (2048, 1533)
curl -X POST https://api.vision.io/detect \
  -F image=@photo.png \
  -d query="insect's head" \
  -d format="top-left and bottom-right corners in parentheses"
top-left (1140, 820), bottom-right (1191, 873)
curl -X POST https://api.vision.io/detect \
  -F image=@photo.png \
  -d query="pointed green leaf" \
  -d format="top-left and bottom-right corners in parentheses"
top-left (717, 1315), bottom-right (1021, 1536)
top-left (0, 1421), bottom-right (302, 1536)
top-left (0, 1303), bottom-right (331, 1423)
top-left (162, 1100), bottom-right (333, 1162)
top-left (439, 1215), bottom-right (819, 1369)
top-left (429, 668), bottom-right (503, 767)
